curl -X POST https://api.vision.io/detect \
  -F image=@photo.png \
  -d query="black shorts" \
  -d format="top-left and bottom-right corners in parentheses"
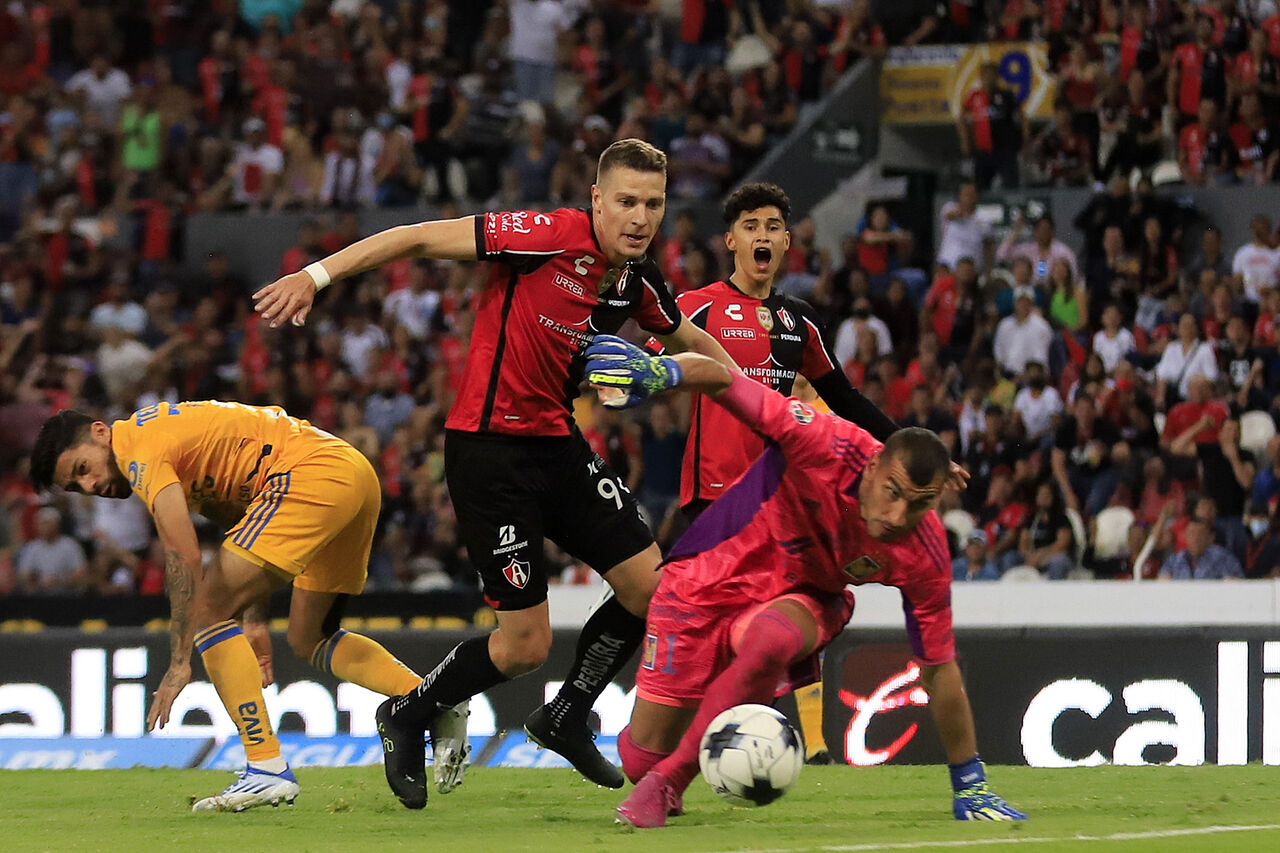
top-left (445, 429), bottom-right (654, 611)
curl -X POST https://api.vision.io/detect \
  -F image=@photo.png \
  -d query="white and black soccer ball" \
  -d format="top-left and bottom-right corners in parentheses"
top-left (698, 703), bottom-right (804, 806)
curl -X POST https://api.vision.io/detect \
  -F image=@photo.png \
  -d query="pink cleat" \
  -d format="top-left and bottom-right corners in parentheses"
top-left (615, 771), bottom-right (679, 828)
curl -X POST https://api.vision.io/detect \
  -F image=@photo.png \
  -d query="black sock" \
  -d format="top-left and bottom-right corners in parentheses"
top-left (544, 596), bottom-right (644, 730)
top-left (391, 636), bottom-right (507, 727)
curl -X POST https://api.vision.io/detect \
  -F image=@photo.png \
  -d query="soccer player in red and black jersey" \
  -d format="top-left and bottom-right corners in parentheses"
top-left (254, 139), bottom-right (738, 807)
top-left (580, 338), bottom-right (1024, 827)
top-left (654, 183), bottom-right (900, 521)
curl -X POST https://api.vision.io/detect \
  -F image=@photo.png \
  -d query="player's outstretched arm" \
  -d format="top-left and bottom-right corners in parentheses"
top-left (253, 216), bottom-right (479, 328)
top-left (146, 483), bottom-right (207, 732)
top-left (586, 335), bottom-right (731, 408)
top-left (922, 661), bottom-right (1027, 821)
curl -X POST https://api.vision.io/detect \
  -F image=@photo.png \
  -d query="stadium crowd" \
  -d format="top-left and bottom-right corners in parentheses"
top-left (947, 0), bottom-right (1280, 189)
top-left (3, 0), bottom-right (1280, 603)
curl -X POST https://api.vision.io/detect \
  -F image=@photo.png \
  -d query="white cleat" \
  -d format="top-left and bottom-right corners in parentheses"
top-left (430, 700), bottom-right (471, 794)
top-left (192, 764), bottom-right (300, 813)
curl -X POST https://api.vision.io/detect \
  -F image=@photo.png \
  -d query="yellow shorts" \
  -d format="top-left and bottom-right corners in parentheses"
top-left (222, 443), bottom-right (380, 595)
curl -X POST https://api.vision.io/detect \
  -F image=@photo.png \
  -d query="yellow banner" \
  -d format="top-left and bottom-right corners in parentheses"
top-left (880, 43), bottom-right (1055, 125)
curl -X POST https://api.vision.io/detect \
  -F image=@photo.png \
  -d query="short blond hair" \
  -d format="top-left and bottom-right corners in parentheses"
top-left (596, 139), bottom-right (667, 183)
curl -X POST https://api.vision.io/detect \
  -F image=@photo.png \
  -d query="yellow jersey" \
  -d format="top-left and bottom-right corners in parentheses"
top-left (111, 400), bottom-right (345, 521)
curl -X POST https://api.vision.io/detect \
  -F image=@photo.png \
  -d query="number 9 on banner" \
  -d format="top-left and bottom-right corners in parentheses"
top-left (999, 50), bottom-right (1031, 103)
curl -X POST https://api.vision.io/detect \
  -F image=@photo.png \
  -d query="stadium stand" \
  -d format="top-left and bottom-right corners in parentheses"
top-left (3, 0), bottom-right (1280, 627)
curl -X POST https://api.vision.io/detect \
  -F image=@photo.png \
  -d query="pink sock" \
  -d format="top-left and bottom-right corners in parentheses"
top-left (618, 725), bottom-right (672, 784)
top-left (652, 609), bottom-right (806, 794)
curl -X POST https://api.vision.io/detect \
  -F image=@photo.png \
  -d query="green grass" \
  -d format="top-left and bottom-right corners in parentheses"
top-left (1, 765), bottom-right (1278, 852)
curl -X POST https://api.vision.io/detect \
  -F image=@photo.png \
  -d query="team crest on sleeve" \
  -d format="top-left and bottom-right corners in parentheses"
top-left (777, 307), bottom-right (795, 331)
top-left (788, 399), bottom-right (816, 425)
top-left (756, 305), bottom-right (774, 332)
top-left (502, 557), bottom-right (531, 589)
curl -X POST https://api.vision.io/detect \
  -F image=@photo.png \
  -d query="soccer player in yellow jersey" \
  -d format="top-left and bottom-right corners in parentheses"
top-left (30, 401), bottom-right (467, 811)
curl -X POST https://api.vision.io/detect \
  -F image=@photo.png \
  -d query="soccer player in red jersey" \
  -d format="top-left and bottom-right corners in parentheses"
top-left (656, 183), bottom-right (900, 518)
top-left (253, 140), bottom-right (737, 806)
top-left (584, 336), bottom-right (1025, 827)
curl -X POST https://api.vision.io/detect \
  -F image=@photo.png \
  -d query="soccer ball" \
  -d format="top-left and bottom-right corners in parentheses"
top-left (698, 703), bottom-right (804, 806)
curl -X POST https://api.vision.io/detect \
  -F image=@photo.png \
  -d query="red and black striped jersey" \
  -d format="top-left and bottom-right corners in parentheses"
top-left (663, 280), bottom-right (842, 507)
top-left (445, 208), bottom-right (682, 436)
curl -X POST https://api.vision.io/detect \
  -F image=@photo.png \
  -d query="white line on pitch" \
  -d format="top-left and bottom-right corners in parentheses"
top-left (705, 823), bottom-right (1280, 853)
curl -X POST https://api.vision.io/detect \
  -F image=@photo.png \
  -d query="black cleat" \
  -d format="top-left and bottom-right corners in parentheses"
top-left (377, 697), bottom-right (428, 809)
top-left (806, 749), bottom-right (837, 765)
top-left (524, 704), bottom-right (624, 789)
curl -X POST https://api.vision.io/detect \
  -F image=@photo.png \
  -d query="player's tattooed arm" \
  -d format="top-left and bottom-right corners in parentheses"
top-left (146, 483), bottom-right (206, 731)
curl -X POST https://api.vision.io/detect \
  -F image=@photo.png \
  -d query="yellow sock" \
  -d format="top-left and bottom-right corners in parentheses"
top-left (795, 681), bottom-right (828, 758)
top-left (195, 620), bottom-right (280, 763)
top-left (310, 629), bottom-right (421, 696)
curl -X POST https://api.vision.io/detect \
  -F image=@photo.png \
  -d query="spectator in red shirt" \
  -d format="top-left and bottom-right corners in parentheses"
top-left (1118, 3), bottom-right (1168, 88)
top-left (0, 41), bottom-right (44, 97)
top-left (1229, 92), bottom-right (1279, 184)
top-left (673, 0), bottom-right (739, 76)
top-left (957, 62), bottom-right (1026, 190)
top-left (1178, 97), bottom-right (1238, 184)
top-left (1228, 29), bottom-right (1276, 105)
top-left (842, 328), bottom-right (881, 388)
top-left (1135, 455), bottom-right (1186, 527)
top-left (279, 219), bottom-right (325, 278)
top-left (876, 354), bottom-right (914, 422)
top-left (979, 467), bottom-right (1031, 572)
top-left (1161, 373), bottom-right (1230, 462)
top-left (1168, 14), bottom-right (1228, 124)
top-left (829, 0), bottom-right (886, 72)
top-left (1254, 287), bottom-right (1279, 348)
top-left (856, 204), bottom-right (912, 288)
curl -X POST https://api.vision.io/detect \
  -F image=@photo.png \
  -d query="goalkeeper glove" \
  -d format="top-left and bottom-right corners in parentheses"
top-left (584, 334), bottom-right (683, 409)
top-left (950, 756), bottom-right (1026, 821)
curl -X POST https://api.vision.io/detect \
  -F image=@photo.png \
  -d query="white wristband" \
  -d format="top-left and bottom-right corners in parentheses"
top-left (303, 261), bottom-right (331, 291)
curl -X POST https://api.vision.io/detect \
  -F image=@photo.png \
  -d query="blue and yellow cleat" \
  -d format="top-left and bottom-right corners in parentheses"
top-left (953, 782), bottom-right (1027, 821)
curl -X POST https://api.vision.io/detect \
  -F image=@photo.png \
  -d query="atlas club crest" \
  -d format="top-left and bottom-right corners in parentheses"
top-left (503, 557), bottom-right (531, 588)
top-left (777, 307), bottom-right (796, 331)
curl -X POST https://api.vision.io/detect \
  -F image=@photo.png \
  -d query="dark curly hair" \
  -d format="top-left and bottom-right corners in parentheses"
top-left (722, 182), bottom-right (792, 226)
top-left (30, 409), bottom-right (95, 492)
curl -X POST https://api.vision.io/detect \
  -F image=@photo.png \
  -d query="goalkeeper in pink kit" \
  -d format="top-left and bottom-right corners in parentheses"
top-left (584, 335), bottom-right (1025, 828)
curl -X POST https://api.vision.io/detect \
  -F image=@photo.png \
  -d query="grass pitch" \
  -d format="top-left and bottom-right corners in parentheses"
top-left (1, 765), bottom-right (1277, 852)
